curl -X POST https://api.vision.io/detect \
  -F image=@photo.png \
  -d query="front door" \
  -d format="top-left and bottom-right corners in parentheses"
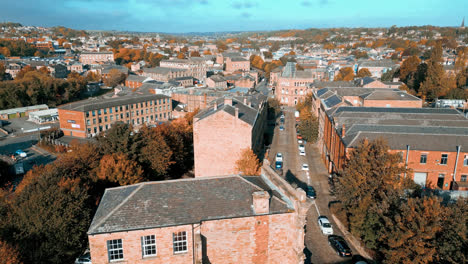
top-left (437, 174), bottom-right (445, 189)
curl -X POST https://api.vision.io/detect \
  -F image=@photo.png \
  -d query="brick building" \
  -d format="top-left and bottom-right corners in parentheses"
top-left (225, 57), bottom-right (250, 73)
top-left (193, 95), bottom-right (268, 177)
top-left (141, 67), bottom-right (190, 82)
top-left (125, 75), bottom-right (152, 89)
top-left (274, 62), bottom-right (314, 106)
top-left (171, 89), bottom-right (227, 112)
top-left (79, 51), bottom-right (114, 65)
top-left (235, 74), bottom-right (256, 89)
top-left (58, 93), bottom-right (171, 138)
top-left (357, 60), bottom-right (399, 78)
top-left (318, 107), bottom-right (468, 190)
top-left (206, 75), bottom-right (227, 89)
top-left (87, 174), bottom-right (306, 264)
top-left (160, 59), bottom-right (207, 82)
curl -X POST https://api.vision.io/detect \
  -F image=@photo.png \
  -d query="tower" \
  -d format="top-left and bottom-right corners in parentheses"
top-left (461, 17), bottom-right (465, 29)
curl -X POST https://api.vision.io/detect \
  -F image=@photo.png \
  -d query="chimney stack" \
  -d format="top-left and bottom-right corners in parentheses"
top-left (252, 191), bottom-right (270, 215)
top-left (243, 98), bottom-right (247, 105)
top-left (342, 124), bottom-right (346, 137)
top-left (224, 97), bottom-right (233, 106)
top-left (214, 103), bottom-right (217, 110)
top-left (235, 107), bottom-right (239, 118)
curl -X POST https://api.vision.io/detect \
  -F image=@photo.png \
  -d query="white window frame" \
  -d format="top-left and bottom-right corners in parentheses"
top-left (440, 154), bottom-right (448, 165)
top-left (141, 235), bottom-right (157, 258)
top-left (173, 231), bottom-right (188, 254)
top-left (107, 239), bottom-right (124, 261)
top-left (464, 155), bottom-right (468, 166)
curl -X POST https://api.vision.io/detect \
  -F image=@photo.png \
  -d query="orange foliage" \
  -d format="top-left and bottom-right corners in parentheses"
top-left (0, 240), bottom-right (22, 264)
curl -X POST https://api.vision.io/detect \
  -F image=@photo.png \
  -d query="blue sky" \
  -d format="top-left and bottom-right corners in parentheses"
top-left (1, 0), bottom-right (467, 33)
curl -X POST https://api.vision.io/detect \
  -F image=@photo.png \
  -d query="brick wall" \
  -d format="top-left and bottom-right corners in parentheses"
top-left (193, 110), bottom-right (252, 177)
top-left (88, 225), bottom-right (193, 264)
top-left (57, 109), bottom-right (86, 138)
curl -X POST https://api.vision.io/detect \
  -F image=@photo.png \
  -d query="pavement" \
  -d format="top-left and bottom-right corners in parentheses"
top-left (269, 107), bottom-right (369, 264)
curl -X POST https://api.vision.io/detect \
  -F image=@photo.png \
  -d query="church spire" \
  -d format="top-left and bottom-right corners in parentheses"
top-left (462, 17), bottom-right (465, 29)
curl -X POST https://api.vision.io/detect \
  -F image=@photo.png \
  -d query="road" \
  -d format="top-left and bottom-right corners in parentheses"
top-left (269, 107), bottom-right (364, 264)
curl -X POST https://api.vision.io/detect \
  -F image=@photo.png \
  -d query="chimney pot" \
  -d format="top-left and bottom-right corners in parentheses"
top-left (224, 97), bottom-right (233, 106)
top-left (252, 191), bottom-right (270, 215)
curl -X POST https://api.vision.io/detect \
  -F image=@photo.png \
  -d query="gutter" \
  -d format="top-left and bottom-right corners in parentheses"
top-left (404, 145), bottom-right (410, 178)
top-left (453, 145), bottom-right (461, 184)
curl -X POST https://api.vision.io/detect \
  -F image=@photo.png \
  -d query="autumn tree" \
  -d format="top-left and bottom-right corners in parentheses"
top-left (85, 71), bottom-right (101, 82)
top-left (263, 51), bottom-right (273, 59)
top-left (356, 68), bottom-right (372, 78)
top-left (177, 52), bottom-right (186, 59)
top-left (138, 126), bottom-right (173, 180)
top-left (0, 240), bottom-right (22, 264)
top-left (190, 51), bottom-right (200, 57)
top-left (335, 139), bottom-right (410, 249)
top-left (334, 67), bottom-right (355, 81)
top-left (435, 198), bottom-right (468, 264)
top-left (104, 69), bottom-right (126, 87)
top-left (399, 55), bottom-right (421, 81)
top-left (0, 63), bottom-right (6, 81)
top-left (379, 197), bottom-right (442, 264)
top-left (97, 153), bottom-right (144, 185)
top-left (235, 148), bottom-right (261, 176)
top-left (250, 55), bottom-right (264, 70)
top-left (419, 42), bottom-right (445, 100)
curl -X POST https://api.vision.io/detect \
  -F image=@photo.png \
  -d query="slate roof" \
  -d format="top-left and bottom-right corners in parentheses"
top-left (143, 67), bottom-right (188, 74)
top-left (359, 91), bottom-right (421, 101)
top-left (330, 106), bottom-right (468, 152)
top-left (126, 74), bottom-right (148, 82)
top-left (88, 176), bottom-right (291, 235)
top-left (358, 59), bottom-right (397, 68)
top-left (195, 94), bottom-right (267, 126)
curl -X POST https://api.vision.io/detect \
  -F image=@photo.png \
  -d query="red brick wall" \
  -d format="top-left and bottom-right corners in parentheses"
top-left (200, 213), bottom-right (298, 264)
top-left (226, 58), bottom-right (250, 73)
top-left (193, 110), bottom-right (252, 177)
top-left (275, 76), bottom-right (314, 106)
top-left (125, 80), bottom-right (143, 89)
top-left (57, 109), bottom-right (86, 138)
top-left (88, 225), bottom-right (193, 264)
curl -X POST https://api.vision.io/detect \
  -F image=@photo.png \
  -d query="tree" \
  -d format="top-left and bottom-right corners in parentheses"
top-left (335, 139), bottom-right (409, 249)
top-left (177, 52), bottom-right (186, 59)
top-left (8, 168), bottom-right (91, 264)
top-left (97, 153), bottom-right (144, 185)
top-left (435, 199), bottom-right (468, 264)
top-left (103, 69), bottom-right (126, 87)
top-left (250, 55), bottom-right (264, 70)
top-left (85, 71), bottom-right (101, 82)
top-left (380, 197), bottom-right (442, 264)
top-left (0, 47), bottom-right (11, 57)
top-left (400, 55), bottom-right (421, 81)
top-left (263, 51), bottom-right (273, 59)
top-left (138, 126), bottom-right (173, 179)
top-left (0, 240), bottom-right (22, 264)
top-left (298, 111), bottom-right (319, 143)
top-left (334, 67), bottom-right (355, 81)
top-left (356, 68), bottom-right (372, 78)
top-left (190, 51), bottom-right (200, 57)
top-left (0, 63), bottom-right (6, 81)
top-left (235, 148), bottom-right (261, 176)
top-left (97, 123), bottom-right (142, 161)
top-left (419, 42), bottom-right (445, 100)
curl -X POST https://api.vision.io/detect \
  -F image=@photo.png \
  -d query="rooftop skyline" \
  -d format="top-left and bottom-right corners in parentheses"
top-left (1, 0), bottom-right (467, 33)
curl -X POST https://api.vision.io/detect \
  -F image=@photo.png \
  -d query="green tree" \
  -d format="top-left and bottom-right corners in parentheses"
top-left (97, 123), bottom-right (143, 161)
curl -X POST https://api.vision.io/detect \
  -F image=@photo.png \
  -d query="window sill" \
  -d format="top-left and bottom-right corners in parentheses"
top-left (173, 251), bottom-right (188, 255)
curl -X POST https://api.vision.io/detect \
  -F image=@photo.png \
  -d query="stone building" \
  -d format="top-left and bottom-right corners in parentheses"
top-left (79, 51), bottom-right (114, 65)
top-left (274, 62), bottom-right (314, 106)
top-left (87, 170), bottom-right (308, 264)
top-left (193, 95), bottom-right (268, 177)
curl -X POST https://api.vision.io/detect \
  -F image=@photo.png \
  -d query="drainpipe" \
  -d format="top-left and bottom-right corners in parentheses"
top-left (453, 145), bottom-right (462, 183)
top-left (404, 145), bottom-right (410, 178)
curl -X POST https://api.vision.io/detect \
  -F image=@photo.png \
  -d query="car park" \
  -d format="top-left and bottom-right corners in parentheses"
top-left (328, 235), bottom-right (352, 257)
top-left (306, 186), bottom-right (316, 199)
top-left (301, 163), bottom-right (309, 171)
top-left (299, 150), bottom-right (306, 156)
top-left (275, 153), bottom-right (283, 162)
top-left (318, 216), bottom-right (333, 235)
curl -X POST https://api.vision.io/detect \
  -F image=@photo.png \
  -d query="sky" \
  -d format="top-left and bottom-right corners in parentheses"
top-left (1, 0), bottom-right (467, 33)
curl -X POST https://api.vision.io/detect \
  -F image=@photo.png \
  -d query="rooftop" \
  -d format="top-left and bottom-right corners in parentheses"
top-left (88, 175), bottom-right (291, 235)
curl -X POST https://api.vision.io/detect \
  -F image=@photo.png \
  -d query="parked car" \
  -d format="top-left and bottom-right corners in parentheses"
top-left (297, 134), bottom-right (303, 139)
top-left (299, 150), bottom-right (306, 156)
top-left (297, 139), bottom-right (303, 144)
top-left (328, 235), bottom-right (352, 257)
top-left (306, 186), bottom-right (316, 199)
top-left (15, 150), bottom-right (27, 158)
top-left (75, 250), bottom-right (92, 264)
top-left (279, 125), bottom-right (284, 131)
top-left (298, 144), bottom-right (305, 151)
top-left (275, 153), bottom-right (283, 162)
top-left (318, 216), bottom-right (333, 235)
top-left (301, 163), bottom-right (309, 171)
top-left (280, 114), bottom-right (285, 119)
top-left (275, 161), bottom-right (283, 169)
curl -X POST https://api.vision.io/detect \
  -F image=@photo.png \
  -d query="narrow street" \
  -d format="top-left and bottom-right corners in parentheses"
top-left (269, 107), bottom-right (363, 264)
